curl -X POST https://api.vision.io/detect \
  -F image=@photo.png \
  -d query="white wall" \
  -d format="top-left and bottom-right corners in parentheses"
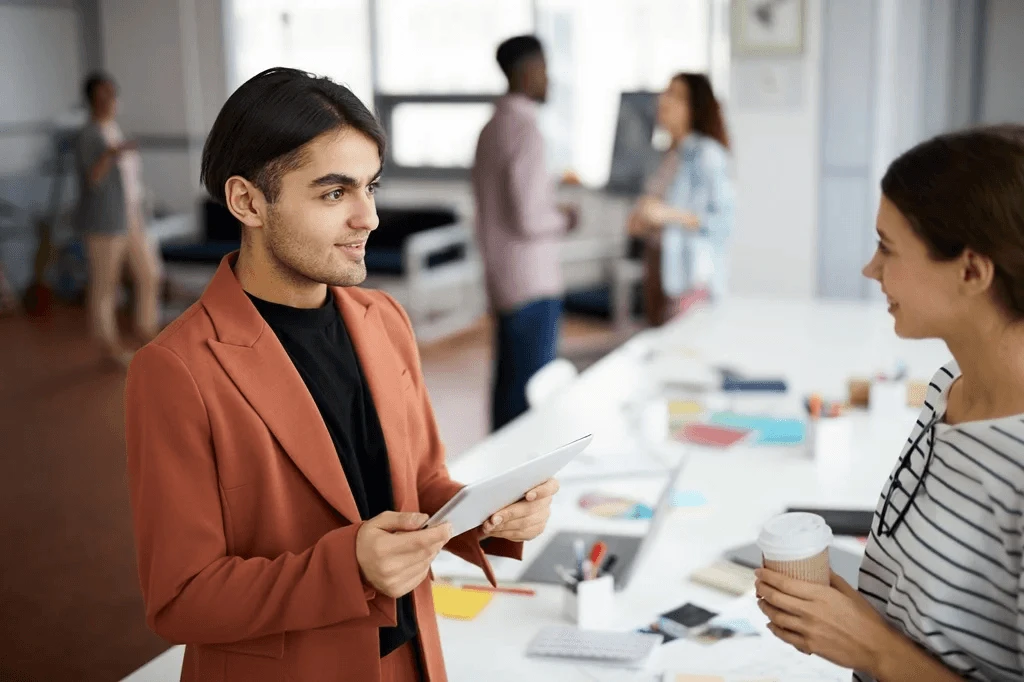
top-left (0, 2), bottom-right (83, 175)
top-left (981, 0), bottom-right (1024, 124)
top-left (727, 0), bottom-right (822, 299)
top-left (98, 0), bottom-right (227, 213)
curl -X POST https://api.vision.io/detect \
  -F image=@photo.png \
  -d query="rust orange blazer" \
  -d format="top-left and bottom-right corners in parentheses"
top-left (124, 255), bottom-right (521, 682)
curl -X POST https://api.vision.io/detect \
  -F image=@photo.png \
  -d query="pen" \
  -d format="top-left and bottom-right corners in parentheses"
top-left (573, 538), bottom-right (585, 580)
top-left (582, 559), bottom-right (594, 580)
top-left (599, 553), bottom-right (617, 577)
top-left (555, 564), bottom-right (579, 586)
top-left (461, 584), bottom-right (536, 597)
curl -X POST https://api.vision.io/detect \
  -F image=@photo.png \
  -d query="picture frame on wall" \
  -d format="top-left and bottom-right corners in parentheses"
top-left (731, 0), bottom-right (805, 57)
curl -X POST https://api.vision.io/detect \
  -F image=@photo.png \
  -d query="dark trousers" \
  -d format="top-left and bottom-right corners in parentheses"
top-left (491, 298), bottom-right (562, 431)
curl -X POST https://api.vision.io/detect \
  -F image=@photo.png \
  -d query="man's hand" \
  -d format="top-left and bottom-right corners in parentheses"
top-left (481, 479), bottom-right (559, 542)
top-left (560, 205), bottom-right (580, 232)
top-left (356, 512), bottom-right (452, 599)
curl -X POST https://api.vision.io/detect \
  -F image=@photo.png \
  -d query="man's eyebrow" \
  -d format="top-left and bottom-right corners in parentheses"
top-left (877, 228), bottom-right (890, 242)
top-left (308, 168), bottom-right (383, 189)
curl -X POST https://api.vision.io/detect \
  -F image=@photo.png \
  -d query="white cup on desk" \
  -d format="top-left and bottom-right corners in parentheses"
top-left (869, 380), bottom-right (907, 417)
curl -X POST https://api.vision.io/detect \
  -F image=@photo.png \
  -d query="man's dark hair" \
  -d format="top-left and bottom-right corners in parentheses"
top-left (200, 67), bottom-right (386, 205)
top-left (496, 35), bottom-right (543, 79)
top-left (882, 124), bottom-right (1024, 318)
top-left (83, 71), bottom-right (115, 107)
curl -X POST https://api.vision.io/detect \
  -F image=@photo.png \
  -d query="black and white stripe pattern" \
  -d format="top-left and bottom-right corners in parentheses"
top-left (856, 362), bottom-right (1024, 682)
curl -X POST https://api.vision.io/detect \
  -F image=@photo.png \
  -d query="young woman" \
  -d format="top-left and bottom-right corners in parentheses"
top-left (757, 125), bottom-right (1024, 681)
top-left (74, 72), bottom-right (163, 367)
top-left (627, 72), bottom-right (734, 326)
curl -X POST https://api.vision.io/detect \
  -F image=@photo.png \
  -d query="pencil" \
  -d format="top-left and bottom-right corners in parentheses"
top-left (460, 584), bottom-right (536, 597)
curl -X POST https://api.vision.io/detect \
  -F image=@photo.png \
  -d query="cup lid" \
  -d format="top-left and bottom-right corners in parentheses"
top-left (757, 512), bottom-right (833, 561)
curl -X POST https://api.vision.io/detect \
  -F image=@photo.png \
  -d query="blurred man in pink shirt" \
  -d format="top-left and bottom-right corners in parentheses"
top-left (472, 35), bottom-right (577, 431)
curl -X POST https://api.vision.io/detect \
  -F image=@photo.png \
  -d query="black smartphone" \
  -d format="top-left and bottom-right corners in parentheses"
top-left (656, 602), bottom-right (718, 640)
top-left (785, 507), bottom-right (874, 537)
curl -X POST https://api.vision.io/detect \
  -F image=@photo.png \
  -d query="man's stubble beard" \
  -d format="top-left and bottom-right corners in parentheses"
top-left (264, 205), bottom-right (367, 289)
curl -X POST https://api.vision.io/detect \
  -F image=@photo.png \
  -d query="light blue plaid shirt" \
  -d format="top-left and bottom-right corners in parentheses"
top-left (659, 133), bottom-right (735, 299)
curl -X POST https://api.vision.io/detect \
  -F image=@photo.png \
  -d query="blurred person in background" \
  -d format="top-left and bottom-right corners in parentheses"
top-left (125, 67), bottom-right (557, 682)
top-left (628, 73), bottom-right (734, 326)
top-left (472, 35), bottom-right (578, 432)
top-left (74, 72), bottom-right (163, 367)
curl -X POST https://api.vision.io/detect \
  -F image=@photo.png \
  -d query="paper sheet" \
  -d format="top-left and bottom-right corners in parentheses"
top-left (431, 584), bottom-right (493, 620)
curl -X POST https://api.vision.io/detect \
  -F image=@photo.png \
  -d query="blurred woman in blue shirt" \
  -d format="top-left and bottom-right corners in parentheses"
top-left (628, 73), bottom-right (735, 325)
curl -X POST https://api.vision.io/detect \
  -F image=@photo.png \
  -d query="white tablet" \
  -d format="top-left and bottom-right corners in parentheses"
top-left (423, 434), bottom-right (593, 537)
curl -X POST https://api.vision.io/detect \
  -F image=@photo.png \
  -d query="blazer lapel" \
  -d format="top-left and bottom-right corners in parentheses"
top-left (336, 290), bottom-right (411, 512)
top-left (202, 256), bottom-right (362, 524)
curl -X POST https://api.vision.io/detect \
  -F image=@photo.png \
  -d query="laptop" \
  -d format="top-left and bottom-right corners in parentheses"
top-left (518, 459), bottom-right (684, 591)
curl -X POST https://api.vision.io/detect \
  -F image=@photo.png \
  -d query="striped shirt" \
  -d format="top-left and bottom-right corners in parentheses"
top-left (856, 361), bottom-right (1024, 681)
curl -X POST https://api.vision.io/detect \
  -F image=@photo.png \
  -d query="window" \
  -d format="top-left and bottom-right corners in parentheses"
top-left (226, 0), bottom-right (373, 107)
top-left (374, 0), bottom-right (533, 94)
top-left (390, 102), bottom-right (494, 168)
top-left (224, 0), bottom-right (716, 185)
top-left (535, 0), bottom-right (712, 185)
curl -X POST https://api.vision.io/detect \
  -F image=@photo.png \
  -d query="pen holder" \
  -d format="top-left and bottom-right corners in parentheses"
top-left (806, 416), bottom-right (853, 461)
top-left (562, 574), bottom-right (615, 630)
top-left (869, 380), bottom-right (906, 417)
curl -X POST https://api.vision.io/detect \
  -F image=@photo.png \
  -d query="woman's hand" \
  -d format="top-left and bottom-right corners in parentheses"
top-left (756, 569), bottom-right (893, 673)
top-left (637, 198), bottom-right (700, 230)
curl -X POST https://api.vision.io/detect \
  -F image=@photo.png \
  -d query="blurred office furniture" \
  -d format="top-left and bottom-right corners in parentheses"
top-left (162, 199), bottom-right (484, 343)
top-left (525, 357), bottom-right (579, 409)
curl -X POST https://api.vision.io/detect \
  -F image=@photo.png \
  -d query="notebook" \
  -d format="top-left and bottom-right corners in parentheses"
top-left (707, 413), bottom-right (806, 445)
top-left (675, 423), bottom-right (752, 447)
top-left (431, 584), bottom-right (493, 620)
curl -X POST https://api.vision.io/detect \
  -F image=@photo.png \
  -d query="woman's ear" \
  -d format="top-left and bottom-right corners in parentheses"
top-left (959, 248), bottom-right (997, 297)
top-left (223, 176), bottom-right (267, 229)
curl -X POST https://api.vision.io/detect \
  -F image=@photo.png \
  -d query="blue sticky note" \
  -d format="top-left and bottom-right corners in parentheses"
top-left (626, 503), bottom-right (654, 519)
top-left (708, 412), bottom-right (806, 445)
top-left (671, 489), bottom-right (708, 508)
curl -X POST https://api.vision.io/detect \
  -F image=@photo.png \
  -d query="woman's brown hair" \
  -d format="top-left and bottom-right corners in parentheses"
top-left (672, 72), bottom-right (730, 150)
top-left (881, 124), bottom-right (1024, 317)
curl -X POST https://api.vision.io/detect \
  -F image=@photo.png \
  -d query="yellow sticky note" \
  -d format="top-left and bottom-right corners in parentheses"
top-left (669, 400), bottom-right (705, 416)
top-left (431, 584), bottom-right (493, 620)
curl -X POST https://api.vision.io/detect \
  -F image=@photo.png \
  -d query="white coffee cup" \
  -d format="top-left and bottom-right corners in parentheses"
top-left (757, 512), bottom-right (833, 585)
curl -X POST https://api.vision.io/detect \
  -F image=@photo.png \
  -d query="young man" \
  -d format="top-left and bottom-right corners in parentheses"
top-left (125, 68), bottom-right (558, 682)
top-left (472, 36), bottom-right (578, 432)
top-left (75, 72), bottom-right (163, 366)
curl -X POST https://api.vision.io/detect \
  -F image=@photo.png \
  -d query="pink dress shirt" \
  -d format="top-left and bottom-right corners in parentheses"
top-left (472, 94), bottom-right (569, 313)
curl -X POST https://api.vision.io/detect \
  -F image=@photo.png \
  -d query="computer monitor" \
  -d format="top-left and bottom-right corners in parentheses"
top-left (604, 91), bottom-right (662, 197)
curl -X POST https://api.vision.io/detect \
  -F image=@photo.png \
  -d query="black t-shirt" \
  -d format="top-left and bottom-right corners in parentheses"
top-left (248, 291), bottom-right (417, 658)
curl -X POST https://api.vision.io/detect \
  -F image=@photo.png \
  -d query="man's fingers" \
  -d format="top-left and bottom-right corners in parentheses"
top-left (371, 511), bottom-right (429, 532)
top-left (525, 478), bottom-right (560, 502)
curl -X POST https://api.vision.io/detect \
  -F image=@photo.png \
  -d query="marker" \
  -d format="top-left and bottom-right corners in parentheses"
top-left (573, 538), bottom-right (586, 580)
top-left (599, 554), bottom-right (618, 577)
top-left (807, 393), bottom-right (823, 420)
top-left (588, 541), bottom-right (608, 579)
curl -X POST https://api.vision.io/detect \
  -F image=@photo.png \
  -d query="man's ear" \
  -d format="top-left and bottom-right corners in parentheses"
top-left (223, 176), bottom-right (268, 229)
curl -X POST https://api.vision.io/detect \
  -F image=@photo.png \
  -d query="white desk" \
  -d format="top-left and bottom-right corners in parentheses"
top-left (121, 298), bottom-right (951, 682)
